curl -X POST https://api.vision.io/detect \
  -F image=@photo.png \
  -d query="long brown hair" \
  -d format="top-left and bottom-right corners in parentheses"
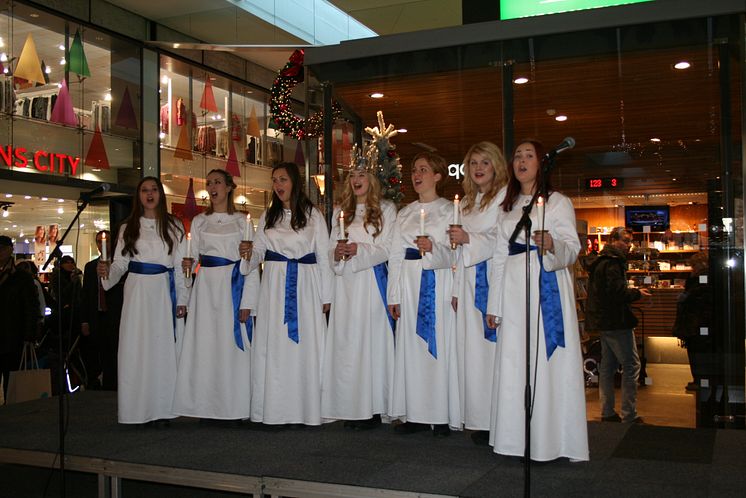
top-left (264, 162), bottom-right (315, 231)
top-left (411, 151), bottom-right (448, 196)
top-left (337, 170), bottom-right (384, 238)
top-left (204, 169), bottom-right (237, 215)
top-left (501, 139), bottom-right (554, 212)
top-left (461, 141), bottom-right (508, 214)
top-left (122, 176), bottom-right (184, 257)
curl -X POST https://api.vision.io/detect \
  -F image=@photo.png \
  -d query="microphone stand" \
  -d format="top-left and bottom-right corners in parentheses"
top-left (41, 195), bottom-right (93, 498)
top-left (507, 154), bottom-right (556, 498)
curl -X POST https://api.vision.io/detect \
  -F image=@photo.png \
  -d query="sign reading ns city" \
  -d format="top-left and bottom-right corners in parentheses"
top-left (501, 0), bottom-right (653, 20)
top-left (0, 145), bottom-right (81, 176)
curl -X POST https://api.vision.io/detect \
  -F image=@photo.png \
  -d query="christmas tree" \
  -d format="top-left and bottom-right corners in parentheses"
top-left (364, 111), bottom-right (403, 204)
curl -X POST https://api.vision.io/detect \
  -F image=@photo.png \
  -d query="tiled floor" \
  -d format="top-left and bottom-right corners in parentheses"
top-left (585, 363), bottom-right (697, 428)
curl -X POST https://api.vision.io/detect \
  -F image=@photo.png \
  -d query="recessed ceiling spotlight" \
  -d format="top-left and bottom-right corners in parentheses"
top-left (555, 115), bottom-right (568, 122)
top-left (674, 61), bottom-right (691, 70)
top-left (59, 57), bottom-right (66, 65)
top-left (672, 178), bottom-right (677, 181)
top-left (57, 207), bottom-right (64, 214)
top-left (41, 197), bottom-right (48, 201)
top-left (369, 92), bottom-right (384, 99)
top-left (58, 44), bottom-right (65, 51)
top-left (513, 77), bottom-right (529, 84)
top-left (4, 193), bottom-right (11, 198)
top-left (397, 128), bottom-right (408, 133)
top-left (29, 13), bottom-right (39, 18)
top-left (58, 198), bottom-right (64, 203)
top-left (24, 195), bottom-right (31, 200)
top-left (650, 138), bottom-right (661, 143)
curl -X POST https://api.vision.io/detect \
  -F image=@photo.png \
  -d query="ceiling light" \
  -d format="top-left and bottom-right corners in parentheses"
top-left (0, 53), bottom-right (7, 62)
top-left (513, 77), bottom-right (529, 84)
top-left (555, 115), bottom-right (568, 122)
top-left (45, 66), bottom-right (51, 74)
top-left (41, 197), bottom-right (48, 201)
top-left (4, 193), bottom-right (11, 198)
top-left (369, 92), bottom-right (384, 99)
top-left (2, 207), bottom-right (8, 218)
top-left (650, 138), bottom-right (661, 143)
top-left (104, 93), bottom-right (112, 101)
top-left (24, 195), bottom-right (31, 200)
top-left (58, 44), bottom-right (65, 51)
top-left (161, 75), bottom-right (169, 84)
top-left (59, 57), bottom-right (66, 65)
top-left (29, 13), bottom-right (39, 18)
top-left (674, 61), bottom-right (691, 70)
top-left (57, 207), bottom-right (64, 214)
top-left (397, 128), bottom-right (408, 133)
top-left (58, 198), bottom-right (64, 203)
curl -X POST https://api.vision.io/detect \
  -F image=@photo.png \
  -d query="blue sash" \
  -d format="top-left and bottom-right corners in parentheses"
top-left (405, 248), bottom-right (437, 358)
top-left (474, 260), bottom-right (496, 342)
top-left (199, 255), bottom-right (253, 350)
top-left (508, 242), bottom-right (565, 359)
top-left (264, 250), bottom-right (317, 343)
top-left (372, 262), bottom-right (396, 334)
top-left (127, 261), bottom-right (177, 340)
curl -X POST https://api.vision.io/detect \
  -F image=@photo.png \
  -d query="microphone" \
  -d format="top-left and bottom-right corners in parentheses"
top-left (545, 137), bottom-right (575, 159)
top-left (80, 183), bottom-right (111, 200)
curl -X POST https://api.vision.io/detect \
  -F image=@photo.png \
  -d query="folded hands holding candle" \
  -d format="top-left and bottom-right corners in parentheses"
top-left (239, 240), bottom-right (253, 260)
top-left (333, 241), bottom-right (358, 262)
top-left (414, 236), bottom-right (433, 254)
top-left (532, 228), bottom-right (554, 253)
top-left (448, 225), bottom-right (469, 246)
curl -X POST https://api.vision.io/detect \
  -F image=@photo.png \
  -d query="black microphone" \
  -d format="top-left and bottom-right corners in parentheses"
top-left (545, 137), bottom-right (576, 159)
top-left (80, 183), bottom-right (111, 200)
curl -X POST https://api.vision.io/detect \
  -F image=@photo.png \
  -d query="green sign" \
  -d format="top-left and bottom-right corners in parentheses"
top-left (501, 0), bottom-right (653, 20)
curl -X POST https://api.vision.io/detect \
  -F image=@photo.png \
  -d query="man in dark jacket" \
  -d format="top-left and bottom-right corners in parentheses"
top-left (586, 227), bottom-right (650, 423)
top-left (0, 235), bottom-right (40, 399)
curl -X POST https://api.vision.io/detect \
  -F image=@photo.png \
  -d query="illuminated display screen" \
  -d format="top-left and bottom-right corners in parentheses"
top-left (585, 177), bottom-right (624, 189)
top-left (500, 0), bottom-right (653, 20)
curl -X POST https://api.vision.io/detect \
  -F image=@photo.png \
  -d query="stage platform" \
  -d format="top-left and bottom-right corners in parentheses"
top-left (1, 391), bottom-right (745, 497)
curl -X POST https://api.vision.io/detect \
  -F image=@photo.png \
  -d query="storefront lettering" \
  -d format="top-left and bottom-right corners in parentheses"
top-left (0, 145), bottom-right (80, 176)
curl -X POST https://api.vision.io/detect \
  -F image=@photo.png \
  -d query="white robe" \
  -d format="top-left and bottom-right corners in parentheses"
top-left (453, 189), bottom-right (504, 430)
top-left (321, 200), bottom-right (397, 421)
top-left (103, 217), bottom-right (189, 424)
top-left (486, 192), bottom-right (589, 461)
top-left (249, 207), bottom-right (333, 425)
top-left (172, 212), bottom-right (260, 420)
top-left (387, 198), bottom-right (460, 427)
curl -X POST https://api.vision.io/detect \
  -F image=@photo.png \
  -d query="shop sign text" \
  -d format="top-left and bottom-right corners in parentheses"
top-left (0, 145), bottom-right (80, 176)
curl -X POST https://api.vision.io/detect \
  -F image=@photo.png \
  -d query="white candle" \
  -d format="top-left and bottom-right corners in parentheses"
top-left (100, 232), bottom-right (107, 261)
top-left (453, 194), bottom-right (460, 225)
top-left (339, 211), bottom-right (345, 238)
top-left (536, 196), bottom-right (545, 230)
top-left (419, 208), bottom-right (425, 235)
top-left (186, 232), bottom-right (192, 257)
top-left (245, 213), bottom-right (253, 241)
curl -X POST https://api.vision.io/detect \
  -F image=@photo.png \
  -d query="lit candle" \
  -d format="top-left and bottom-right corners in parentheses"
top-left (339, 211), bottom-right (345, 238)
top-left (186, 232), bottom-right (192, 258)
top-left (536, 196), bottom-right (545, 230)
top-left (100, 232), bottom-right (107, 261)
top-left (245, 213), bottom-right (253, 241)
top-left (453, 194), bottom-right (460, 225)
top-left (419, 208), bottom-right (426, 235)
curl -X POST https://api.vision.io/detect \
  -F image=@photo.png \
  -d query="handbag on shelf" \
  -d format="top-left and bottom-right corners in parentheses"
top-left (6, 342), bottom-right (52, 404)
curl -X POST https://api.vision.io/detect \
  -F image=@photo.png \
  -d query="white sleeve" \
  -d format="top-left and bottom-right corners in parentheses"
top-left (487, 211), bottom-right (508, 318)
top-left (386, 212), bottom-right (405, 306)
top-left (102, 224), bottom-right (129, 291)
top-left (348, 201), bottom-right (396, 273)
top-left (540, 194), bottom-right (581, 272)
top-left (312, 208), bottom-right (333, 304)
top-left (170, 220), bottom-right (189, 307)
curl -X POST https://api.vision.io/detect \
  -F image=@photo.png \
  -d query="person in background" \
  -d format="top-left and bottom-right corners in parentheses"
top-left (173, 169), bottom-right (259, 423)
top-left (0, 236), bottom-right (39, 400)
top-left (586, 226), bottom-right (650, 423)
top-left (247, 162), bottom-right (332, 427)
top-left (16, 260), bottom-right (46, 329)
top-left (49, 255), bottom-right (83, 354)
top-left (486, 139), bottom-right (589, 462)
top-left (98, 176), bottom-right (189, 426)
top-left (322, 160), bottom-right (397, 430)
top-left (387, 152), bottom-right (459, 437)
top-left (448, 141), bottom-right (508, 444)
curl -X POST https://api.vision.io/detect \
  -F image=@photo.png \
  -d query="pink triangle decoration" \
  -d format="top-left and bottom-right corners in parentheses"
top-left (114, 86), bottom-right (138, 129)
top-left (199, 80), bottom-right (218, 113)
top-left (85, 126), bottom-right (110, 170)
top-left (50, 80), bottom-right (78, 127)
top-left (225, 142), bottom-right (240, 177)
top-left (183, 178), bottom-right (199, 221)
top-left (294, 142), bottom-right (305, 166)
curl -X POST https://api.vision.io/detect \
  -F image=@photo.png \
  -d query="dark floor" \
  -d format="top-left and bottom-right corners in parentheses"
top-left (1, 373), bottom-right (745, 498)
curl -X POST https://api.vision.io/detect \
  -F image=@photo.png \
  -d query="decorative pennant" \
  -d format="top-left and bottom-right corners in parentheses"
top-left (246, 104), bottom-right (262, 137)
top-left (67, 29), bottom-right (91, 78)
top-left (294, 142), bottom-right (305, 166)
top-left (199, 80), bottom-right (218, 112)
top-left (183, 178), bottom-right (199, 221)
top-left (85, 125), bottom-right (110, 170)
top-left (50, 80), bottom-right (78, 127)
top-left (114, 86), bottom-right (138, 129)
top-left (173, 118), bottom-right (194, 160)
top-left (225, 142), bottom-right (240, 177)
top-left (14, 34), bottom-right (45, 84)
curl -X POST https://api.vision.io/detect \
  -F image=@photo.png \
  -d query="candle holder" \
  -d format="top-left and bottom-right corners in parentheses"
top-left (449, 224), bottom-right (462, 250)
top-left (533, 230), bottom-right (549, 255)
top-left (337, 237), bottom-right (348, 261)
top-left (416, 235), bottom-right (428, 257)
top-left (241, 240), bottom-right (253, 260)
top-left (183, 257), bottom-right (194, 286)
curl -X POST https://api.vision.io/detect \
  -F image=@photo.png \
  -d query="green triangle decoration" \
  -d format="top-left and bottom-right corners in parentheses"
top-left (67, 29), bottom-right (91, 78)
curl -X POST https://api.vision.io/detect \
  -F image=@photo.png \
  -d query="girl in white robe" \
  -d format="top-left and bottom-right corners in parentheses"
top-left (100, 176), bottom-right (189, 425)
top-left (448, 141), bottom-right (508, 441)
top-left (172, 169), bottom-right (260, 421)
top-left (248, 162), bottom-right (333, 426)
top-left (486, 140), bottom-right (589, 462)
top-left (387, 152), bottom-right (460, 437)
top-left (321, 166), bottom-right (397, 428)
